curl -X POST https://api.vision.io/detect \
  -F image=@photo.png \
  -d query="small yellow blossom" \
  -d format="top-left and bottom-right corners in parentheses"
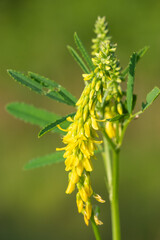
top-left (93, 193), bottom-right (106, 203)
top-left (94, 215), bottom-right (103, 225)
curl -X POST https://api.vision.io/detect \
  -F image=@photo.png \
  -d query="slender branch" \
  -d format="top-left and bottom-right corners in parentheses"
top-left (91, 217), bottom-right (102, 240)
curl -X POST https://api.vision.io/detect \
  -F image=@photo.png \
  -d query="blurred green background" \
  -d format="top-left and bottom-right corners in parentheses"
top-left (1, 0), bottom-right (160, 239)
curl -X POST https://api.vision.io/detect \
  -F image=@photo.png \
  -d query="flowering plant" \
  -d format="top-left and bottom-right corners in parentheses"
top-left (6, 17), bottom-right (160, 240)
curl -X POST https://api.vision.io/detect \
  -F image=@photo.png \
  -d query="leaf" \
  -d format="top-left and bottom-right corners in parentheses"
top-left (38, 112), bottom-right (76, 138)
top-left (67, 46), bottom-right (90, 74)
top-left (122, 46), bottom-right (149, 78)
top-left (126, 53), bottom-right (137, 114)
top-left (74, 32), bottom-right (95, 71)
top-left (7, 70), bottom-right (77, 106)
top-left (24, 148), bottom-right (102, 170)
top-left (8, 69), bottom-right (43, 94)
top-left (29, 72), bottom-right (77, 106)
top-left (24, 151), bottom-right (65, 170)
top-left (6, 102), bottom-right (70, 134)
top-left (107, 114), bottom-right (129, 122)
top-left (142, 87), bottom-right (160, 111)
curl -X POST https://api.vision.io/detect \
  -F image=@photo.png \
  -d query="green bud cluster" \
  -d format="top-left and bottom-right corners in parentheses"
top-left (92, 16), bottom-right (110, 55)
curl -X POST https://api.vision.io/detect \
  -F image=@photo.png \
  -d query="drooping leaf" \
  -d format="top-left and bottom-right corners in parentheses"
top-left (126, 53), bottom-right (137, 114)
top-left (122, 46), bottom-right (149, 78)
top-left (24, 151), bottom-right (65, 170)
top-left (6, 102), bottom-right (69, 134)
top-left (74, 32), bottom-right (95, 71)
top-left (38, 112), bottom-right (76, 138)
top-left (142, 87), bottom-right (160, 111)
top-left (28, 71), bottom-right (77, 106)
top-left (67, 46), bottom-right (90, 73)
top-left (7, 70), bottom-right (77, 106)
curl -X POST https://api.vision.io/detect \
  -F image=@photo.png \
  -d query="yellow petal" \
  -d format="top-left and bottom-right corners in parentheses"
top-left (94, 215), bottom-right (103, 225)
top-left (79, 187), bottom-right (88, 202)
top-left (84, 212), bottom-right (89, 226)
top-left (117, 102), bottom-right (123, 115)
top-left (84, 121), bottom-right (90, 138)
top-left (91, 117), bottom-right (99, 130)
top-left (83, 158), bottom-right (93, 172)
top-left (76, 193), bottom-right (83, 213)
top-left (105, 122), bottom-right (116, 139)
top-left (93, 193), bottom-right (106, 203)
top-left (76, 163), bottom-right (84, 176)
top-left (66, 116), bottom-right (74, 122)
top-left (85, 201), bottom-right (92, 220)
top-left (65, 181), bottom-right (75, 194)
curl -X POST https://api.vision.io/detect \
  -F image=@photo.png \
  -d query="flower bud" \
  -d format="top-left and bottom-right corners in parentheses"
top-left (117, 102), bottom-right (123, 115)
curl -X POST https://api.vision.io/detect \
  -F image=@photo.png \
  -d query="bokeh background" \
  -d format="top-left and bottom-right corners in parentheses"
top-left (1, 0), bottom-right (160, 239)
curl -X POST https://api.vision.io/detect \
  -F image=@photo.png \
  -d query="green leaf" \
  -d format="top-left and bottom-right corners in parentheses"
top-left (74, 32), bottom-right (95, 71)
top-left (8, 69), bottom-right (43, 94)
top-left (23, 148), bottom-right (102, 170)
top-left (142, 87), bottom-right (160, 111)
top-left (108, 114), bottom-right (129, 122)
top-left (126, 53), bottom-right (137, 114)
top-left (29, 72), bottom-right (77, 106)
top-left (6, 102), bottom-right (69, 134)
top-left (122, 46), bottom-right (149, 78)
top-left (7, 70), bottom-right (77, 106)
top-left (38, 112), bottom-right (75, 138)
top-left (67, 46), bottom-right (90, 73)
top-left (24, 151), bottom-right (65, 170)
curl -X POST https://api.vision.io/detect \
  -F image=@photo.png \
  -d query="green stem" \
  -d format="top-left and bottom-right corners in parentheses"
top-left (103, 136), bottom-right (121, 240)
top-left (103, 137), bottom-right (112, 200)
top-left (91, 217), bottom-right (102, 240)
top-left (110, 150), bottom-right (121, 240)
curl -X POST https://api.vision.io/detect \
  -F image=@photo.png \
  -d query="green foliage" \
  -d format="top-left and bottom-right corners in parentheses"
top-left (38, 112), bottom-right (75, 138)
top-left (24, 151), bottom-right (65, 170)
top-left (6, 102), bottom-right (68, 134)
top-left (74, 33), bottom-right (95, 71)
top-left (67, 46), bottom-right (90, 73)
top-left (108, 114), bottom-right (129, 122)
top-left (122, 46), bottom-right (149, 78)
top-left (126, 53), bottom-right (137, 114)
top-left (7, 70), bottom-right (77, 106)
top-left (142, 87), bottom-right (160, 111)
top-left (28, 71), bottom-right (77, 106)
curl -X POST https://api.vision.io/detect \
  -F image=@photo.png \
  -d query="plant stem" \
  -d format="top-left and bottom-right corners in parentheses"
top-left (110, 150), bottom-right (121, 240)
top-left (103, 137), bottom-right (112, 200)
top-left (91, 217), bottom-right (102, 240)
top-left (103, 137), bottom-right (121, 240)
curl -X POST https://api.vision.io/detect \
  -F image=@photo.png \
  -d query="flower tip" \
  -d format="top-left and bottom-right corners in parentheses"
top-left (94, 215), bottom-right (103, 225)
